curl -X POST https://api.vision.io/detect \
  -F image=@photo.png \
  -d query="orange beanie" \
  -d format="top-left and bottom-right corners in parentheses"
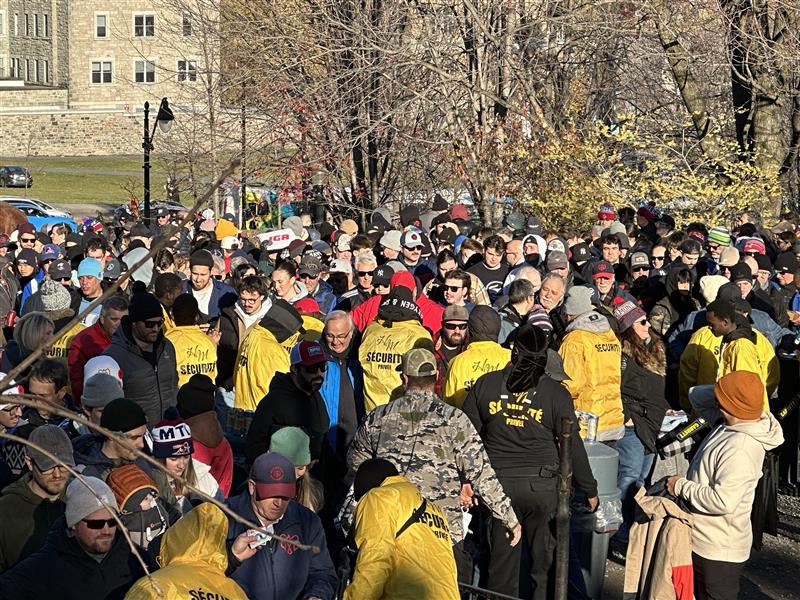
top-left (713, 371), bottom-right (764, 420)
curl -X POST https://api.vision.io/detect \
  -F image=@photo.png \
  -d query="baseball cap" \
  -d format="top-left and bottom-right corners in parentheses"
top-left (400, 231), bottom-right (423, 249)
top-left (40, 244), bottom-right (60, 262)
top-left (251, 452), bottom-right (297, 500)
top-left (774, 253), bottom-right (798, 274)
top-left (717, 247), bottom-right (740, 268)
top-left (546, 251), bottom-right (568, 271)
top-left (570, 243), bottom-right (592, 264)
top-left (742, 238), bottom-right (766, 255)
top-left (14, 249), bottom-right (38, 266)
top-left (442, 304), bottom-right (469, 322)
top-left (340, 219), bottom-right (359, 236)
top-left (629, 252), bottom-right (650, 269)
top-left (372, 265), bottom-right (394, 287)
top-left (154, 207), bottom-right (169, 218)
top-left (103, 258), bottom-right (123, 280)
top-left (48, 259), bottom-right (72, 280)
top-left (77, 257), bottom-right (103, 279)
top-left (0, 374), bottom-right (24, 410)
top-left (380, 230), bottom-right (402, 252)
top-left (298, 256), bottom-right (322, 277)
top-left (592, 260), bottom-right (614, 279)
top-left (729, 262), bottom-right (753, 283)
top-left (27, 425), bottom-right (76, 471)
top-left (329, 258), bottom-right (352, 275)
top-left (0, 235), bottom-right (11, 249)
top-left (289, 340), bottom-right (326, 367)
top-left (220, 236), bottom-right (240, 251)
top-left (334, 233), bottom-right (352, 253)
top-left (396, 348), bottom-right (437, 376)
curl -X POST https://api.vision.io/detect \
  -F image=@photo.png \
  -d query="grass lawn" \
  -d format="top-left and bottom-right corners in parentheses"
top-left (0, 156), bottom-right (171, 205)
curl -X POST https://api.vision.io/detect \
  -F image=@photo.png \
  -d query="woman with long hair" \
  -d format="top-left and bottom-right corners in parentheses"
top-left (0, 312), bottom-right (54, 377)
top-left (612, 300), bottom-right (669, 542)
top-left (269, 426), bottom-right (323, 512)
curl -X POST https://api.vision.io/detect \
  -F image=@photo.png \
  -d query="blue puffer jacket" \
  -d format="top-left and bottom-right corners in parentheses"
top-left (319, 350), bottom-right (364, 448)
top-left (311, 280), bottom-right (337, 316)
top-left (226, 492), bottom-right (337, 600)
top-left (182, 278), bottom-right (237, 320)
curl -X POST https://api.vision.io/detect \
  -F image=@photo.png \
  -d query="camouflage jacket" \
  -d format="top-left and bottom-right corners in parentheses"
top-left (347, 389), bottom-right (519, 542)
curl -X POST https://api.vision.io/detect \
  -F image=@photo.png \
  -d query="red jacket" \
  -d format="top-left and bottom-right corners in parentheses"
top-left (351, 293), bottom-right (444, 336)
top-left (185, 411), bottom-right (233, 497)
top-left (67, 320), bottom-right (112, 401)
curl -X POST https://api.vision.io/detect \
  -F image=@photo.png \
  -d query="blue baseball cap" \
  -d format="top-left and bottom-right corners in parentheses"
top-left (77, 257), bottom-right (103, 279)
top-left (40, 244), bottom-right (60, 262)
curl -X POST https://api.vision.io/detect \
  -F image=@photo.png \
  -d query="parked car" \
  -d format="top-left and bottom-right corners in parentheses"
top-left (0, 197), bottom-right (72, 219)
top-left (0, 166), bottom-right (33, 188)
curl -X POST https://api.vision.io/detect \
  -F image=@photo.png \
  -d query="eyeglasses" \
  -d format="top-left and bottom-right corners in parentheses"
top-left (33, 462), bottom-right (67, 475)
top-left (444, 285), bottom-right (465, 293)
top-left (443, 322), bottom-right (468, 331)
top-left (240, 296), bottom-right (261, 305)
top-left (19, 237), bottom-right (36, 244)
top-left (324, 331), bottom-right (352, 342)
top-left (141, 319), bottom-right (164, 329)
top-left (1, 404), bottom-right (21, 413)
top-left (651, 255), bottom-right (665, 262)
top-left (356, 270), bottom-right (374, 277)
top-left (82, 518), bottom-right (117, 530)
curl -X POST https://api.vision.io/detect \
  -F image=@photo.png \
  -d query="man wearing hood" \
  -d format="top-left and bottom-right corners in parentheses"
top-left (666, 371), bottom-right (784, 600)
top-left (182, 249), bottom-right (237, 321)
top-left (558, 286), bottom-right (624, 443)
top-left (463, 324), bottom-right (598, 599)
top-left (245, 341), bottom-right (331, 465)
top-left (233, 299), bottom-right (304, 412)
top-left (102, 292), bottom-right (179, 427)
top-left (648, 265), bottom-right (699, 339)
top-left (359, 287), bottom-right (433, 411)
top-left (444, 305), bottom-right (511, 408)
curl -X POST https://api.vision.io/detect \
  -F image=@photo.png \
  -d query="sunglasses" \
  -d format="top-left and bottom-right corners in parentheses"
top-left (651, 255), bottom-right (665, 261)
top-left (633, 266), bottom-right (649, 272)
top-left (141, 319), bottom-right (164, 329)
top-left (19, 237), bottom-right (36, 243)
top-left (636, 319), bottom-right (648, 326)
top-left (301, 363), bottom-right (326, 373)
top-left (444, 285), bottom-right (465, 293)
top-left (356, 270), bottom-right (374, 277)
top-left (299, 273), bottom-right (319, 279)
top-left (55, 277), bottom-right (71, 283)
top-left (82, 518), bottom-right (117, 530)
top-left (443, 322), bottom-right (468, 331)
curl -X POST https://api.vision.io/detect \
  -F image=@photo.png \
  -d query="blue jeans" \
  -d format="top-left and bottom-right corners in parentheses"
top-left (616, 426), bottom-right (654, 533)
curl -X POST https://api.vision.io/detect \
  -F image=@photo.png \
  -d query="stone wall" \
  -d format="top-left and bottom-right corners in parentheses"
top-left (0, 86), bottom-right (68, 109)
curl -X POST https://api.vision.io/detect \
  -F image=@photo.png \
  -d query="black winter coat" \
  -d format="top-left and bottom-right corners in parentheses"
top-left (620, 350), bottom-right (668, 453)
top-left (0, 517), bottom-right (146, 600)
top-left (216, 305), bottom-right (243, 390)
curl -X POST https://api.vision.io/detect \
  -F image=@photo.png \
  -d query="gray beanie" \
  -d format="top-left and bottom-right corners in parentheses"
top-left (564, 286), bottom-right (594, 317)
top-left (41, 280), bottom-right (72, 313)
top-left (65, 476), bottom-right (118, 527)
top-left (81, 373), bottom-right (124, 409)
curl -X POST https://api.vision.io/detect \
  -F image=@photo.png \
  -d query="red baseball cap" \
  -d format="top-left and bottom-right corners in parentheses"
top-left (742, 238), bottom-right (766, 255)
top-left (390, 270), bottom-right (416, 292)
top-left (592, 260), bottom-right (614, 280)
top-left (289, 340), bottom-right (326, 367)
top-left (252, 452), bottom-right (297, 500)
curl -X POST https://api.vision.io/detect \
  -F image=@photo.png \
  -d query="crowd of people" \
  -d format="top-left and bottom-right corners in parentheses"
top-left (0, 197), bottom-right (794, 600)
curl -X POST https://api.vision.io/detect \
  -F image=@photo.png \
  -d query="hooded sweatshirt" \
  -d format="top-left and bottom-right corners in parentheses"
top-left (675, 407), bottom-right (784, 563)
top-left (559, 311), bottom-right (624, 441)
top-left (0, 474), bottom-right (65, 572)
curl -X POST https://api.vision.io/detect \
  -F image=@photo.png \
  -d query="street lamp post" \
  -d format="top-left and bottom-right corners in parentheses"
top-left (142, 97), bottom-right (175, 224)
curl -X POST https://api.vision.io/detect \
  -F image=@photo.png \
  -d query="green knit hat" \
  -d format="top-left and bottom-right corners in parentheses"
top-left (269, 427), bottom-right (311, 467)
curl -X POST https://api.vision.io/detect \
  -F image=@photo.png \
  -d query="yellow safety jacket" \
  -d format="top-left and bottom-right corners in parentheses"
top-left (300, 315), bottom-right (325, 342)
top-left (124, 502), bottom-right (248, 600)
top-left (559, 314), bottom-right (624, 438)
top-left (234, 324), bottom-right (291, 411)
top-left (165, 325), bottom-right (218, 388)
top-left (719, 334), bottom-right (773, 411)
top-left (359, 319), bottom-right (433, 411)
top-left (678, 326), bottom-right (722, 411)
top-left (443, 341), bottom-right (511, 408)
top-left (47, 322), bottom-right (86, 364)
top-left (162, 305), bottom-right (175, 332)
top-left (344, 475), bottom-right (459, 600)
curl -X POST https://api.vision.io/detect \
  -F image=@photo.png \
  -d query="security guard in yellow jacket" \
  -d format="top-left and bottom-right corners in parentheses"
top-left (124, 502), bottom-right (248, 600)
top-left (559, 287), bottom-right (624, 442)
top-left (444, 306), bottom-right (511, 408)
top-left (344, 459), bottom-right (459, 600)
top-left (234, 299), bottom-right (304, 411)
top-left (359, 288), bottom-right (433, 411)
top-left (165, 294), bottom-right (218, 387)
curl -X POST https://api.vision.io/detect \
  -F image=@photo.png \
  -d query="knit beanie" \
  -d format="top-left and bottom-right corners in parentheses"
top-left (106, 464), bottom-right (158, 508)
top-left (377, 287), bottom-right (423, 323)
top-left (707, 226), bottom-right (731, 246)
top-left (729, 262), bottom-right (753, 283)
top-left (151, 418), bottom-right (194, 458)
top-left (128, 292), bottom-right (163, 323)
top-left (81, 373), bottom-right (124, 409)
top-left (65, 476), bottom-right (119, 527)
top-left (612, 300), bottom-right (646, 333)
top-left (101, 398), bottom-right (147, 433)
top-left (353, 458), bottom-right (399, 501)
top-left (714, 370), bottom-right (764, 420)
top-left (564, 286), bottom-right (594, 317)
top-left (189, 249), bottom-right (214, 269)
top-left (269, 426), bottom-right (311, 467)
top-left (214, 219), bottom-right (238, 240)
top-left (40, 280), bottom-right (72, 313)
top-left (597, 204), bottom-right (616, 221)
top-left (699, 275), bottom-right (730, 305)
top-left (468, 305), bottom-right (501, 342)
top-left (176, 374), bottom-right (216, 419)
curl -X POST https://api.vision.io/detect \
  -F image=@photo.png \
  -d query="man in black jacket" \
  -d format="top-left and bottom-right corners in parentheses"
top-left (244, 341), bottom-right (330, 466)
top-left (0, 476), bottom-right (145, 600)
top-left (462, 324), bottom-right (598, 600)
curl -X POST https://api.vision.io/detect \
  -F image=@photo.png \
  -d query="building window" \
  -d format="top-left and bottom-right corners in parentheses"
top-left (44, 60), bottom-right (49, 83)
top-left (95, 14), bottom-right (108, 38)
top-left (133, 14), bottom-right (155, 37)
top-left (13, 14), bottom-right (18, 36)
top-left (0, 11), bottom-right (5, 36)
top-left (182, 13), bottom-right (192, 36)
top-left (0, 58), bottom-right (5, 79)
top-left (44, 14), bottom-right (49, 37)
top-left (12, 58), bottom-right (20, 78)
top-left (34, 59), bottom-right (39, 82)
top-left (177, 60), bottom-right (197, 82)
top-left (91, 61), bottom-right (113, 84)
top-left (34, 14), bottom-right (39, 37)
top-left (24, 58), bottom-right (30, 80)
top-left (134, 59), bottom-right (155, 83)
top-left (24, 14), bottom-right (29, 36)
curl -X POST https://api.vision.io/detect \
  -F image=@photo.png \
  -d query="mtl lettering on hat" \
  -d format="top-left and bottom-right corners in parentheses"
top-left (290, 340), bottom-right (326, 367)
top-left (400, 231), bottom-right (423, 249)
top-left (592, 260), bottom-right (614, 279)
top-left (251, 452), bottom-right (298, 500)
top-left (151, 419), bottom-right (194, 458)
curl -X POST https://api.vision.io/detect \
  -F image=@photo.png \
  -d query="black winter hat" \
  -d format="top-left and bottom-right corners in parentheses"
top-left (128, 292), bottom-right (163, 323)
top-left (431, 194), bottom-right (448, 212)
top-left (468, 305), bottom-right (501, 342)
top-left (101, 398), bottom-right (147, 433)
top-left (189, 249), bottom-right (214, 269)
top-left (177, 374), bottom-right (216, 419)
top-left (774, 252), bottom-right (799, 274)
top-left (729, 262), bottom-right (753, 283)
top-left (377, 287), bottom-right (422, 323)
top-left (353, 458), bottom-right (399, 501)
top-left (400, 205), bottom-right (421, 228)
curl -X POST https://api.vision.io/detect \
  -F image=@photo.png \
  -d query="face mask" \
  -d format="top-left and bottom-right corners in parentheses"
top-left (524, 253), bottom-right (540, 267)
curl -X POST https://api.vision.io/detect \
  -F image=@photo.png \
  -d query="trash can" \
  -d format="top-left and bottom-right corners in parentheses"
top-left (571, 441), bottom-right (622, 599)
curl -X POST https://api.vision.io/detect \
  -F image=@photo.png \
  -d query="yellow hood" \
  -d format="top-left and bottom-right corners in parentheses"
top-left (159, 502), bottom-right (228, 572)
